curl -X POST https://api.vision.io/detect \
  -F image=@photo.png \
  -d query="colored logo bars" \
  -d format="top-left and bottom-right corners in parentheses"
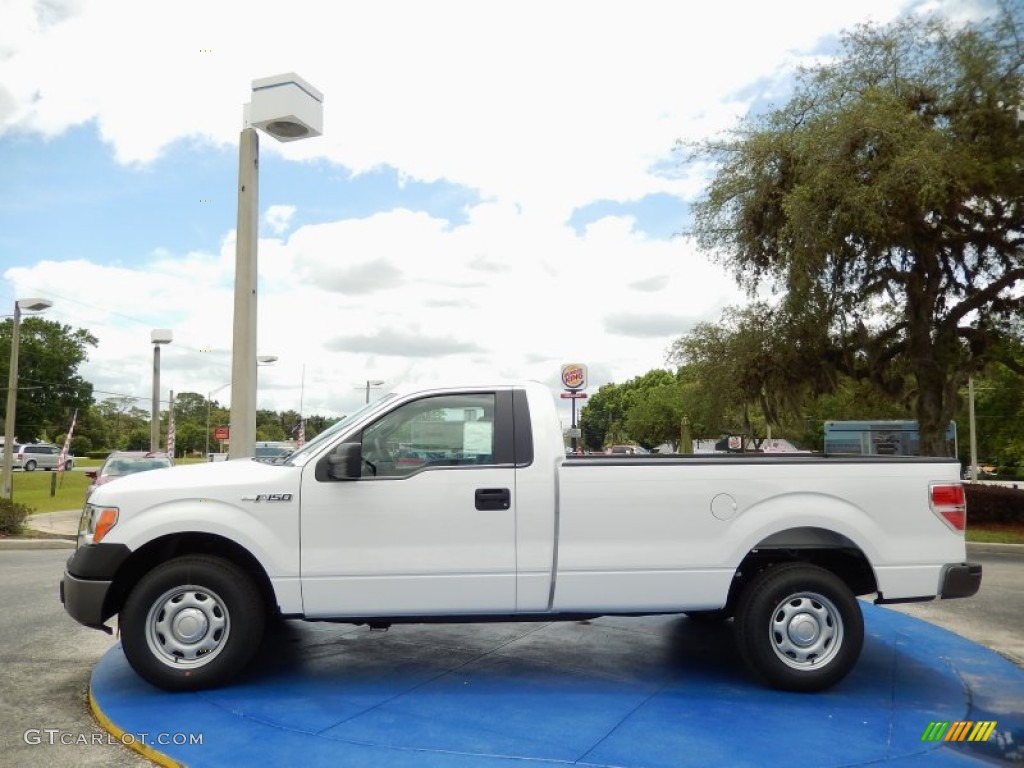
top-left (921, 721), bottom-right (997, 742)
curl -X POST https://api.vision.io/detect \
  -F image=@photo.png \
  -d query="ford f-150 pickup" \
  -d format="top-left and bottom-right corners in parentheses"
top-left (61, 382), bottom-right (981, 692)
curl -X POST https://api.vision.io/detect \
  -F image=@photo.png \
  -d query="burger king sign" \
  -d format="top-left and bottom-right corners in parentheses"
top-left (560, 363), bottom-right (587, 391)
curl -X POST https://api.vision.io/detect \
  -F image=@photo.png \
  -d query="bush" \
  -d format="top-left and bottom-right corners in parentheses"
top-left (0, 497), bottom-right (34, 535)
top-left (70, 435), bottom-right (92, 455)
top-left (964, 484), bottom-right (1024, 526)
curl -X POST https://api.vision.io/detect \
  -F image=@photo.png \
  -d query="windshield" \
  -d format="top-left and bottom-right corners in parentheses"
top-left (284, 394), bottom-right (398, 466)
top-left (103, 458), bottom-right (171, 476)
top-left (255, 444), bottom-right (293, 458)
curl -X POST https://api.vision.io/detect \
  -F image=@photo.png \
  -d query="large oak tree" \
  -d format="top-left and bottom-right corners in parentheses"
top-left (689, 6), bottom-right (1024, 455)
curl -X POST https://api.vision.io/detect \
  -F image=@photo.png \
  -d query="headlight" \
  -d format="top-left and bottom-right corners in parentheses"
top-left (78, 503), bottom-right (119, 546)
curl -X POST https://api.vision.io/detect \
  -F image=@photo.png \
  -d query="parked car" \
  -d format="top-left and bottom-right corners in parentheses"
top-left (85, 451), bottom-right (173, 495)
top-left (3, 443), bottom-right (74, 471)
top-left (254, 441), bottom-right (296, 461)
top-left (606, 444), bottom-right (648, 455)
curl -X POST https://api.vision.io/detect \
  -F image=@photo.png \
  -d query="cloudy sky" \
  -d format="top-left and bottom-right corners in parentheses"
top-left (0, 0), bottom-right (996, 422)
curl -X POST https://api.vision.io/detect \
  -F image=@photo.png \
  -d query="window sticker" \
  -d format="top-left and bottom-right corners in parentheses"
top-left (463, 421), bottom-right (493, 455)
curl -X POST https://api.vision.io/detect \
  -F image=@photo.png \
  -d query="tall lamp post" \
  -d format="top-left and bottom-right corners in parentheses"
top-left (365, 379), bottom-right (385, 404)
top-left (150, 329), bottom-right (173, 452)
top-left (229, 73), bottom-right (322, 459)
top-left (2, 298), bottom-right (53, 498)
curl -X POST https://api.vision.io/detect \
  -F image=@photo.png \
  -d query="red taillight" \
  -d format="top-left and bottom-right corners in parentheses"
top-left (930, 482), bottom-right (966, 532)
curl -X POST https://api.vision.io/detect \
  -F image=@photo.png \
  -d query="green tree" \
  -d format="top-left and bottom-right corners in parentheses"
top-left (688, 6), bottom-right (1024, 455)
top-left (172, 392), bottom-right (209, 423)
top-left (967, 362), bottom-right (1024, 474)
top-left (625, 381), bottom-right (687, 450)
top-left (256, 409), bottom-right (286, 441)
top-left (69, 435), bottom-right (92, 455)
top-left (581, 382), bottom-right (625, 450)
top-left (278, 410), bottom-right (302, 441)
top-left (92, 397), bottom-right (142, 449)
top-left (171, 421), bottom-right (206, 457)
top-left (302, 414), bottom-right (338, 441)
top-left (0, 318), bottom-right (97, 442)
top-left (123, 427), bottom-right (150, 451)
top-left (580, 370), bottom-right (676, 449)
top-left (669, 303), bottom-right (840, 437)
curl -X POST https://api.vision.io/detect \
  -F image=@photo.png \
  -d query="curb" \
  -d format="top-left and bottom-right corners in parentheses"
top-left (966, 542), bottom-right (1024, 555)
top-left (0, 537), bottom-right (75, 549)
top-left (89, 685), bottom-right (183, 768)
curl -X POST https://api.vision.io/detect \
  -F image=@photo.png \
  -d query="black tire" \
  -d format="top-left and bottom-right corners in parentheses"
top-left (23, 460), bottom-right (36, 471)
top-left (120, 555), bottom-right (266, 691)
top-left (64, 460), bottom-right (73, 471)
top-left (734, 563), bottom-right (863, 692)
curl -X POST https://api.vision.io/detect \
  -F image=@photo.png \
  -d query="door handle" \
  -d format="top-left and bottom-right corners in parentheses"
top-left (475, 487), bottom-right (511, 511)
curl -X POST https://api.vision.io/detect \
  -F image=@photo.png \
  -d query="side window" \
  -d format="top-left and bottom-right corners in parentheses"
top-left (360, 393), bottom-right (496, 478)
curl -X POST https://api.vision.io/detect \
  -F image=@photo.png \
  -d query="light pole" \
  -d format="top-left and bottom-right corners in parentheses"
top-left (205, 382), bottom-right (231, 459)
top-left (365, 379), bottom-right (385, 404)
top-left (209, 355), bottom-right (277, 458)
top-left (150, 329), bottom-right (172, 452)
top-left (229, 73), bottom-right (322, 460)
top-left (2, 298), bottom-right (53, 498)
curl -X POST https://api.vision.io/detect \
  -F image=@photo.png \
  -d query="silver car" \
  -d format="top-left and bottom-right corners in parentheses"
top-left (7, 443), bottom-right (74, 471)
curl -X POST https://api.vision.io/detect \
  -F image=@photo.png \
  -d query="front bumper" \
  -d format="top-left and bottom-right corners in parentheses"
top-left (59, 542), bottom-right (131, 629)
top-left (60, 570), bottom-right (113, 628)
top-left (940, 561), bottom-right (982, 599)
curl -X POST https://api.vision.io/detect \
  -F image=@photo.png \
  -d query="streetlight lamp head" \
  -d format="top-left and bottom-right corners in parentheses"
top-left (17, 298), bottom-right (52, 312)
top-left (264, 121), bottom-right (309, 140)
top-left (257, 355), bottom-right (279, 364)
top-left (245, 73), bottom-right (323, 142)
top-left (151, 329), bottom-right (173, 345)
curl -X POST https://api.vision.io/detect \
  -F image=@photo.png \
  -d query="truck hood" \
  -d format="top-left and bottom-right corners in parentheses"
top-left (87, 458), bottom-right (298, 509)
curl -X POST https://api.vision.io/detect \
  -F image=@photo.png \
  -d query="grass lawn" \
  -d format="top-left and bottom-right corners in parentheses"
top-left (13, 470), bottom-right (91, 513)
top-left (966, 524), bottom-right (1024, 544)
top-left (13, 473), bottom-right (91, 514)
top-left (17, 458), bottom-right (208, 514)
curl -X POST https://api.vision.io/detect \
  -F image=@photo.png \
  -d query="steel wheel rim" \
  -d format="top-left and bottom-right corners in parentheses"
top-left (769, 591), bottom-right (843, 670)
top-left (144, 584), bottom-right (230, 668)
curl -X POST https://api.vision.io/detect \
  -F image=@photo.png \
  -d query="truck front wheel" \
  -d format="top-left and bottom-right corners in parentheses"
top-left (734, 563), bottom-right (863, 692)
top-left (120, 555), bottom-right (265, 691)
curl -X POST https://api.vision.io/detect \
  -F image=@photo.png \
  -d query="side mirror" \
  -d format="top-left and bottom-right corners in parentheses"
top-left (85, 470), bottom-right (98, 480)
top-left (327, 442), bottom-right (363, 480)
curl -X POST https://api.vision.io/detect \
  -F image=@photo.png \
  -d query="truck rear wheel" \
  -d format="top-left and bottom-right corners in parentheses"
top-left (120, 555), bottom-right (265, 691)
top-left (734, 562), bottom-right (863, 692)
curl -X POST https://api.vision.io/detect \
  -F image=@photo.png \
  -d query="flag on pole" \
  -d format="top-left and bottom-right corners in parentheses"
top-left (58, 409), bottom-right (77, 475)
top-left (166, 391), bottom-right (176, 458)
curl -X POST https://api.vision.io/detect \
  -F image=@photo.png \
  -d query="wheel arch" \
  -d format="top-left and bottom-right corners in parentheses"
top-left (104, 532), bottom-right (278, 622)
top-left (721, 526), bottom-right (878, 615)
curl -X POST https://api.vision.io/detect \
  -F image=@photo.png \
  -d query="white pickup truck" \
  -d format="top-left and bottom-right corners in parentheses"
top-left (61, 382), bottom-right (980, 693)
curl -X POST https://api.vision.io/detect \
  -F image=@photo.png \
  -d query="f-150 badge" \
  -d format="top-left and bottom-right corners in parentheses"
top-left (241, 493), bottom-right (293, 503)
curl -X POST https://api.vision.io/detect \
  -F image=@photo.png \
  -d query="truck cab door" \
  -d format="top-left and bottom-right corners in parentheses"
top-left (300, 391), bottom-right (517, 618)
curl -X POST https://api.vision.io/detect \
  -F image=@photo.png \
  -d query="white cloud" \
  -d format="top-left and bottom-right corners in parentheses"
top-left (0, 0), bottom-right (998, 423)
top-left (4, 203), bottom-right (740, 416)
top-left (0, 0), bottom-right (941, 215)
top-left (263, 204), bottom-right (296, 235)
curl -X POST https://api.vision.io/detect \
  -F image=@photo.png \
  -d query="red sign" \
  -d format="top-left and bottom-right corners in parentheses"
top-left (560, 392), bottom-right (589, 399)
top-left (214, 426), bottom-right (230, 440)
